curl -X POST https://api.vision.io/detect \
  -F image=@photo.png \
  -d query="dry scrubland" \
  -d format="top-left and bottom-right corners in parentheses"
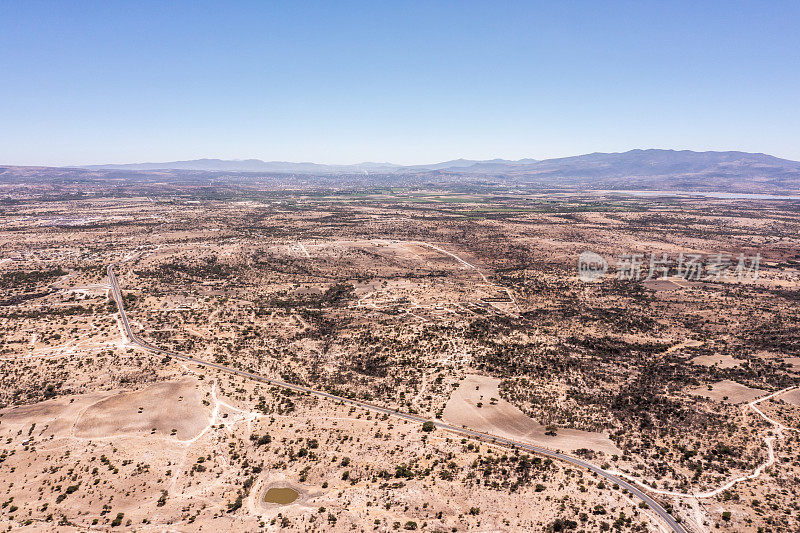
top-left (0, 185), bottom-right (799, 532)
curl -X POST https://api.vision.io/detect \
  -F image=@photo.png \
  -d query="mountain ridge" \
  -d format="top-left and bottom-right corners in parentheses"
top-left (4, 149), bottom-right (799, 195)
top-left (81, 149), bottom-right (800, 176)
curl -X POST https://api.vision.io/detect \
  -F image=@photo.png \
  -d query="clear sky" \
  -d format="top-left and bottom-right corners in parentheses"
top-left (1, 1), bottom-right (799, 166)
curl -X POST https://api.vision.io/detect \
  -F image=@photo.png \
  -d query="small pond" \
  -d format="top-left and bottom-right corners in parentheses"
top-left (263, 487), bottom-right (299, 504)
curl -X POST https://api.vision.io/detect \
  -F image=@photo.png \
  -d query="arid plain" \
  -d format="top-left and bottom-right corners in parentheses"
top-left (1, 184), bottom-right (799, 532)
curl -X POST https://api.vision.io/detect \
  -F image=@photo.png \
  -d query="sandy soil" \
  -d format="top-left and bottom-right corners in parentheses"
top-left (689, 379), bottom-right (766, 404)
top-left (667, 338), bottom-right (703, 353)
top-left (784, 357), bottom-right (800, 372)
top-left (74, 379), bottom-right (209, 440)
top-left (782, 389), bottom-right (800, 407)
top-left (3, 193), bottom-right (800, 531)
top-left (690, 353), bottom-right (741, 368)
top-left (644, 279), bottom-right (683, 291)
top-left (443, 374), bottom-right (621, 456)
top-left (0, 392), bottom-right (110, 438)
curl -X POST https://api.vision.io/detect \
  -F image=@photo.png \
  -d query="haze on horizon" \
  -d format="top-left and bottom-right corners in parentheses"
top-left (1, 1), bottom-right (799, 166)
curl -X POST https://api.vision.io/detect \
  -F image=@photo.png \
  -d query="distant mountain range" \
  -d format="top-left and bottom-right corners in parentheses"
top-left (82, 156), bottom-right (542, 174)
top-left (84, 149), bottom-right (800, 179)
top-left (3, 149), bottom-right (799, 194)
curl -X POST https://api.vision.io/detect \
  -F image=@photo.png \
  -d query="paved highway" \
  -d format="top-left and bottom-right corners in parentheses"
top-left (107, 264), bottom-right (686, 533)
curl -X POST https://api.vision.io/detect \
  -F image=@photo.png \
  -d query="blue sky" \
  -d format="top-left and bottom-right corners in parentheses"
top-left (1, 1), bottom-right (798, 165)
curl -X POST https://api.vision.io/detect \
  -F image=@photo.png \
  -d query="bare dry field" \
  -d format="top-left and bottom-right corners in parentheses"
top-left (0, 184), bottom-right (798, 532)
top-left (73, 379), bottom-right (209, 440)
top-left (688, 380), bottom-right (766, 404)
top-left (783, 389), bottom-right (800, 407)
top-left (784, 357), bottom-right (800, 372)
top-left (689, 354), bottom-right (740, 369)
top-left (443, 374), bottom-right (621, 456)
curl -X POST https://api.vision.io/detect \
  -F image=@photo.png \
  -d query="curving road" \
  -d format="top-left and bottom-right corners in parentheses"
top-left (107, 264), bottom-right (685, 533)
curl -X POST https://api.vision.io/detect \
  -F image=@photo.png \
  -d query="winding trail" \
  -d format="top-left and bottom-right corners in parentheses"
top-left (107, 263), bottom-right (685, 533)
top-left (609, 386), bottom-right (799, 499)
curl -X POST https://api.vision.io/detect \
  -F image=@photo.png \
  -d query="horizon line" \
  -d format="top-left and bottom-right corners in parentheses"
top-left (5, 147), bottom-right (795, 169)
